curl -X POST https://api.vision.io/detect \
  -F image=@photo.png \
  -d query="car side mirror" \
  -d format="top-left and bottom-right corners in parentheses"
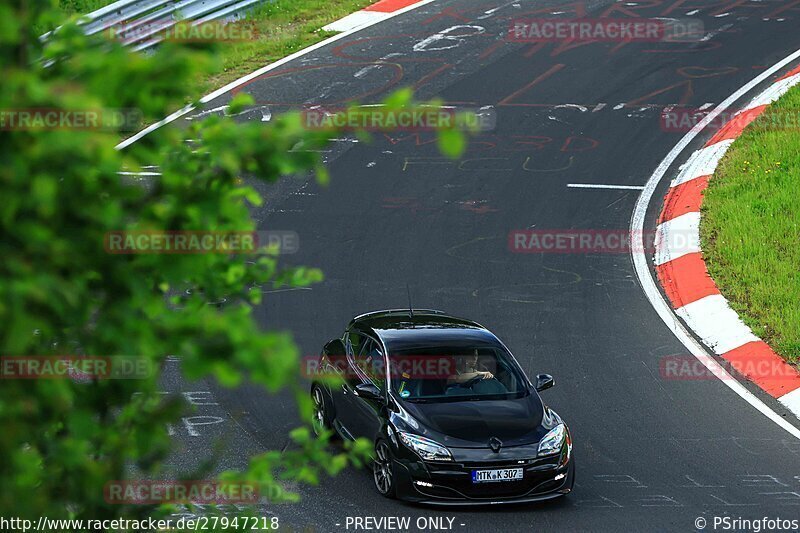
top-left (354, 382), bottom-right (383, 402)
top-left (535, 374), bottom-right (555, 392)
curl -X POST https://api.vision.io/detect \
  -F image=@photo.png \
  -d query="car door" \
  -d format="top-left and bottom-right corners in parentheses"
top-left (353, 338), bottom-right (388, 440)
top-left (320, 334), bottom-right (348, 419)
top-left (334, 330), bottom-right (368, 438)
top-left (339, 334), bottom-right (387, 440)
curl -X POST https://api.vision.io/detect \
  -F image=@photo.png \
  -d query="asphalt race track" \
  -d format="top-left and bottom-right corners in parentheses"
top-left (151, 1), bottom-right (800, 531)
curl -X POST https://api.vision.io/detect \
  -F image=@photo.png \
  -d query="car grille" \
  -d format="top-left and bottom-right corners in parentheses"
top-left (420, 455), bottom-right (565, 500)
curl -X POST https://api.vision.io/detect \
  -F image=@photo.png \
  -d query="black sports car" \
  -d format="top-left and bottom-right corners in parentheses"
top-left (310, 309), bottom-right (575, 505)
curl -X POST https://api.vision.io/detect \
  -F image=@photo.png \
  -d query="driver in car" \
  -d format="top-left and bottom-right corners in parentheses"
top-left (447, 349), bottom-right (494, 385)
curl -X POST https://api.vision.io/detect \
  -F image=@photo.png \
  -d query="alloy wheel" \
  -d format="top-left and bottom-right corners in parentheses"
top-left (311, 386), bottom-right (326, 435)
top-left (373, 441), bottom-right (394, 496)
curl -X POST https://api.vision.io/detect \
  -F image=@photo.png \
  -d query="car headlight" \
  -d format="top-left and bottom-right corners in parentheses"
top-left (398, 432), bottom-right (453, 462)
top-left (537, 423), bottom-right (565, 457)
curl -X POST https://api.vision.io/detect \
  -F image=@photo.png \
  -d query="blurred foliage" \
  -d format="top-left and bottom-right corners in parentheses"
top-left (57, 0), bottom-right (116, 16)
top-left (0, 0), bottom-right (466, 527)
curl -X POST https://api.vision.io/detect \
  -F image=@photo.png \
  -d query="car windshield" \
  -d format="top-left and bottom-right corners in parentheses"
top-left (388, 346), bottom-right (528, 402)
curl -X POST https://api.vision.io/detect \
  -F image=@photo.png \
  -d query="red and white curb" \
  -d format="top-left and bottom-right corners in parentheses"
top-left (655, 64), bottom-right (800, 417)
top-left (323, 0), bottom-right (424, 32)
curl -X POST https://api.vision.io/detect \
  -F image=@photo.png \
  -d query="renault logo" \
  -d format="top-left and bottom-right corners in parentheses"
top-left (489, 436), bottom-right (503, 453)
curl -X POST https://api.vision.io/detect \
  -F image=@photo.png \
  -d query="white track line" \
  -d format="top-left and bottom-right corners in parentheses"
top-left (115, 0), bottom-right (440, 150)
top-left (631, 47), bottom-right (800, 440)
top-left (567, 183), bottom-right (645, 190)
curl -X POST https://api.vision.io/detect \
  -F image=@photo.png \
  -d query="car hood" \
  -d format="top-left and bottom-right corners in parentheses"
top-left (398, 393), bottom-right (547, 448)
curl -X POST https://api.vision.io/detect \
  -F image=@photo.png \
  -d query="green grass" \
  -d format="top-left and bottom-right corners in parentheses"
top-left (196, 0), bottom-right (375, 96)
top-left (701, 86), bottom-right (800, 362)
top-left (58, 0), bottom-right (119, 16)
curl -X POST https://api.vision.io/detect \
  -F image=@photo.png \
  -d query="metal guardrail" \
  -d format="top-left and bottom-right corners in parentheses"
top-left (72, 0), bottom-right (266, 51)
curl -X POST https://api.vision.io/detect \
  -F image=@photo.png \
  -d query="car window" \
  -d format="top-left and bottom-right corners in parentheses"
top-left (389, 346), bottom-right (527, 402)
top-left (346, 330), bottom-right (366, 356)
top-left (354, 337), bottom-right (387, 392)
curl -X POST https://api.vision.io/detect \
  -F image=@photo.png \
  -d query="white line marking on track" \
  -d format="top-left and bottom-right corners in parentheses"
top-left (701, 23), bottom-right (733, 42)
top-left (477, 0), bottom-right (520, 19)
top-left (567, 183), bottom-right (644, 190)
top-left (261, 287), bottom-right (312, 294)
top-left (554, 104), bottom-right (588, 112)
top-left (630, 46), bottom-right (800, 440)
top-left (412, 25), bottom-right (486, 52)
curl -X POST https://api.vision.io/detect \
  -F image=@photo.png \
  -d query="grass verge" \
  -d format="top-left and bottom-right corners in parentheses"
top-left (59, 0), bottom-right (119, 16)
top-left (700, 86), bottom-right (800, 363)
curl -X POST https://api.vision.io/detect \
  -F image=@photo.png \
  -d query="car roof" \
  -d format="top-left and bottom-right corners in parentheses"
top-left (349, 309), bottom-right (481, 330)
top-left (348, 310), bottom-right (502, 352)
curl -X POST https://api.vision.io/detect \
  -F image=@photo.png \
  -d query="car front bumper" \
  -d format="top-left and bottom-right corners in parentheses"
top-left (391, 434), bottom-right (574, 506)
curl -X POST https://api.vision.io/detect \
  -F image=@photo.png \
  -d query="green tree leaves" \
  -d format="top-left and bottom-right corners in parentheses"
top-left (1, 2), bottom-right (467, 523)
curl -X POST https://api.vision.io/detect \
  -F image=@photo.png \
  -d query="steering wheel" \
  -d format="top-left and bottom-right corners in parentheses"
top-left (461, 374), bottom-right (485, 388)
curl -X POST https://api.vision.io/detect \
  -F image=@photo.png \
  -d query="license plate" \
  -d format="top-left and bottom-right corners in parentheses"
top-left (471, 467), bottom-right (523, 483)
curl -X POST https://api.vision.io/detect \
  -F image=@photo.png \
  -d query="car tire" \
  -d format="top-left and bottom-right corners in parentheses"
top-left (310, 383), bottom-right (334, 436)
top-left (568, 457), bottom-right (576, 492)
top-left (559, 457), bottom-right (576, 496)
top-left (373, 440), bottom-right (397, 498)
